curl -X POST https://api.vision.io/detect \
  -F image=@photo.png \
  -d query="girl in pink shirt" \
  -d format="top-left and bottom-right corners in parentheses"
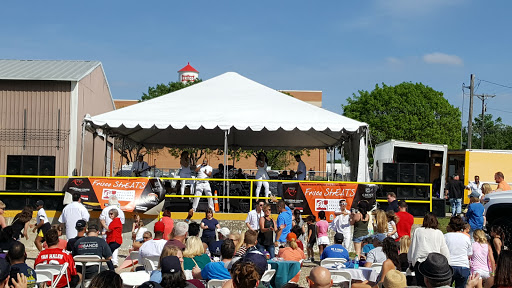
top-left (316, 211), bottom-right (330, 256)
top-left (471, 229), bottom-right (496, 287)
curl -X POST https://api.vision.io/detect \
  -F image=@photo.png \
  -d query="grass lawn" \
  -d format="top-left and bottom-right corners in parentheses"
top-left (438, 217), bottom-right (450, 233)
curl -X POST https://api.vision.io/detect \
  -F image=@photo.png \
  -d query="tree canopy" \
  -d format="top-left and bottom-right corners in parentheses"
top-left (140, 79), bottom-right (202, 102)
top-left (465, 114), bottom-right (512, 149)
top-left (342, 82), bottom-right (462, 149)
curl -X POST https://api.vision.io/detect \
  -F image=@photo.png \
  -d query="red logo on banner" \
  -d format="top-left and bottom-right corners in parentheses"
top-left (72, 179), bottom-right (83, 186)
top-left (285, 187), bottom-right (297, 197)
top-left (315, 199), bottom-right (329, 211)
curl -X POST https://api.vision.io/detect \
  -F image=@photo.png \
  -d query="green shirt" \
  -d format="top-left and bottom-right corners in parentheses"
top-left (183, 253), bottom-right (211, 270)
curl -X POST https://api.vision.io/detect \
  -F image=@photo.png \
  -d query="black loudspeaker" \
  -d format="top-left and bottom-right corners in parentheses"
top-left (22, 156), bottom-right (38, 175)
top-left (6, 156), bottom-right (22, 175)
top-left (415, 163), bottom-right (429, 183)
top-left (383, 163), bottom-right (399, 182)
top-left (5, 178), bottom-right (20, 191)
top-left (406, 203), bottom-right (430, 217)
top-left (39, 156), bottom-right (55, 176)
top-left (399, 163), bottom-right (415, 183)
top-left (38, 178), bottom-right (55, 191)
top-left (414, 186), bottom-right (429, 199)
top-left (21, 178), bottom-right (37, 190)
top-left (432, 198), bottom-right (446, 218)
top-left (165, 199), bottom-right (192, 212)
top-left (397, 186), bottom-right (414, 198)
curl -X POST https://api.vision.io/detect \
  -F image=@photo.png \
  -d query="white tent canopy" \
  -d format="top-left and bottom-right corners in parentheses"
top-left (85, 72), bottom-right (369, 181)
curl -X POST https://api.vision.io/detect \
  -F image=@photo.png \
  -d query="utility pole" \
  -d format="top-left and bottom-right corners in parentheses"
top-left (475, 94), bottom-right (496, 148)
top-left (467, 74), bottom-right (475, 149)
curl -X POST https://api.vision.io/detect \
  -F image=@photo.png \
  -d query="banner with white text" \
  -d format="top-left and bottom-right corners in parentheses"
top-left (62, 177), bottom-right (166, 212)
top-left (282, 182), bottom-right (377, 221)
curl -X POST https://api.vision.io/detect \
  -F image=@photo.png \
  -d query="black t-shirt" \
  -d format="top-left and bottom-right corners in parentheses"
top-left (308, 223), bottom-right (317, 242)
top-left (67, 236), bottom-right (84, 252)
top-left (386, 200), bottom-right (399, 212)
top-left (446, 179), bottom-right (465, 199)
top-left (73, 236), bottom-right (112, 259)
top-left (0, 238), bottom-right (16, 251)
top-left (10, 263), bottom-right (37, 288)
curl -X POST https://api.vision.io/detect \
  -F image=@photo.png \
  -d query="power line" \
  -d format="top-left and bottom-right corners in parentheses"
top-left (478, 79), bottom-right (512, 89)
top-left (487, 107), bottom-right (512, 114)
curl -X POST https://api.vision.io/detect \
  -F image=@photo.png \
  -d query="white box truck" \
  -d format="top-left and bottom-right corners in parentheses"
top-left (373, 140), bottom-right (448, 197)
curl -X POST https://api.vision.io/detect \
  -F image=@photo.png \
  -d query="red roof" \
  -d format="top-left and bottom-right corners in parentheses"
top-left (178, 62), bottom-right (198, 73)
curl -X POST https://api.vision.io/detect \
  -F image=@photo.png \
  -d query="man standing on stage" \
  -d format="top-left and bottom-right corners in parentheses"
top-left (131, 155), bottom-right (150, 177)
top-left (330, 200), bottom-right (352, 250)
top-left (193, 159), bottom-right (214, 212)
top-left (295, 155), bottom-right (307, 181)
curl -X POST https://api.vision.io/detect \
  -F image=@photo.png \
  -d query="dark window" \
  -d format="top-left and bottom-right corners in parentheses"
top-left (5, 155), bottom-right (55, 191)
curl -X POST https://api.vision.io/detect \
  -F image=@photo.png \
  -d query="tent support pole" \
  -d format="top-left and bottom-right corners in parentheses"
top-left (365, 127), bottom-right (369, 182)
top-left (330, 148), bottom-right (334, 181)
top-left (80, 120), bottom-right (86, 176)
top-left (224, 130), bottom-right (229, 212)
top-left (104, 131), bottom-right (109, 176)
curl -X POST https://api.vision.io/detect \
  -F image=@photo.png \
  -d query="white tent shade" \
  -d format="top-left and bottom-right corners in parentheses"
top-left (85, 72), bottom-right (369, 180)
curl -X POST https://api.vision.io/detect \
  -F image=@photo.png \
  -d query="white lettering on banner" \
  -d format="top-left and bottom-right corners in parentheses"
top-left (315, 199), bottom-right (345, 211)
top-left (91, 180), bottom-right (145, 189)
top-left (304, 188), bottom-right (356, 197)
top-left (102, 189), bottom-right (136, 201)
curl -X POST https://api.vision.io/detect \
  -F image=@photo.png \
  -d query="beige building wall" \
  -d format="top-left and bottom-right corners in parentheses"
top-left (76, 66), bottom-right (116, 176)
top-left (0, 80), bottom-right (71, 190)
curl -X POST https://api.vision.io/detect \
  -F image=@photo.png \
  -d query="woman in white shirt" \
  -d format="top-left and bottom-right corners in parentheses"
top-left (444, 216), bottom-right (472, 288)
top-left (254, 152), bottom-right (270, 202)
top-left (408, 212), bottom-right (450, 287)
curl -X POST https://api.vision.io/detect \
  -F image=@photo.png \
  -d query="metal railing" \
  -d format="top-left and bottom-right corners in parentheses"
top-left (0, 175), bottom-right (433, 214)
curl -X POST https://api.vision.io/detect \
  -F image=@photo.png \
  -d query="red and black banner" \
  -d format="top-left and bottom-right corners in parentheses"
top-left (62, 178), bottom-right (166, 212)
top-left (282, 182), bottom-right (377, 221)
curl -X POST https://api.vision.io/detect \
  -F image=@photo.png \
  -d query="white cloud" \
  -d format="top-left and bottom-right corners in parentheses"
top-left (423, 52), bottom-right (464, 66)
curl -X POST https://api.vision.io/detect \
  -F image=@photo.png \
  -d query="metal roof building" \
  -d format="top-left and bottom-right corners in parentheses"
top-left (0, 59), bottom-right (115, 208)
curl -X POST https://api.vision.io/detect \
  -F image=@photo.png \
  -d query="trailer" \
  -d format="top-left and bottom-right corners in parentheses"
top-left (373, 140), bottom-right (448, 197)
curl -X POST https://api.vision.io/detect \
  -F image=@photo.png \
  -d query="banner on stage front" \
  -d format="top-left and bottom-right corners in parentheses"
top-left (282, 182), bottom-right (377, 221)
top-left (62, 177), bottom-right (166, 212)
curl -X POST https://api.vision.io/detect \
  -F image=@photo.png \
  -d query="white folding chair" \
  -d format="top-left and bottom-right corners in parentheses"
top-left (207, 279), bottom-right (227, 288)
top-left (35, 262), bottom-right (70, 288)
top-left (331, 271), bottom-right (352, 288)
top-left (143, 258), bottom-right (157, 273)
top-left (320, 258), bottom-right (348, 267)
top-left (371, 263), bottom-right (383, 274)
top-left (74, 255), bottom-right (102, 288)
top-left (120, 271), bottom-right (150, 288)
top-left (35, 269), bottom-right (54, 286)
top-left (261, 269), bottom-right (276, 282)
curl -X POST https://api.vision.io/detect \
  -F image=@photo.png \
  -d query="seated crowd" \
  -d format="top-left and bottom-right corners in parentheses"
top-left (0, 194), bottom-right (511, 288)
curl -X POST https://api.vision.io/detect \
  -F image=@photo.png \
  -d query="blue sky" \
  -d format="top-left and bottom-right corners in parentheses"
top-left (2, 0), bottom-right (512, 126)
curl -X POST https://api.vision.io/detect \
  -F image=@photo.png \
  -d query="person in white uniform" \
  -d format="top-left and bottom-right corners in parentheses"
top-left (295, 155), bottom-right (307, 181)
top-left (99, 196), bottom-right (125, 266)
top-left (255, 152), bottom-right (270, 201)
top-left (131, 155), bottom-right (150, 177)
top-left (330, 199), bottom-right (352, 250)
top-left (466, 175), bottom-right (483, 198)
top-left (179, 151), bottom-right (195, 197)
top-left (193, 158), bottom-right (214, 212)
top-left (58, 193), bottom-right (90, 239)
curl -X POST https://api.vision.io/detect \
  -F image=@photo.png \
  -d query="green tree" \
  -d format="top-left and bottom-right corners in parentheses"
top-left (140, 79), bottom-right (202, 102)
top-left (342, 82), bottom-right (462, 150)
top-left (470, 114), bottom-right (512, 149)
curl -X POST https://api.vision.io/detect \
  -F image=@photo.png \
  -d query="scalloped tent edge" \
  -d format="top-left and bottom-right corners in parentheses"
top-left (83, 71), bottom-right (369, 182)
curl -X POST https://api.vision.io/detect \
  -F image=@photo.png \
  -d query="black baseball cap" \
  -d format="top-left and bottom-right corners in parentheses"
top-left (75, 220), bottom-right (87, 230)
top-left (35, 200), bottom-right (44, 207)
top-left (138, 282), bottom-right (163, 288)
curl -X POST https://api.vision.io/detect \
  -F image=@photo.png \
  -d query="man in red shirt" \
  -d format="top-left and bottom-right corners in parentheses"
top-left (35, 228), bottom-right (79, 288)
top-left (395, 200), bottom-right (413, 241)
top-left (160, 206), bottom-right (174, 240)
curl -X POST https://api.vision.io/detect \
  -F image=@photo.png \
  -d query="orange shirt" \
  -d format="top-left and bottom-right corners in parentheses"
top-left (161, 216), bottom-right (174, 240)
top-left (277, 247), bottom-right (305, 283)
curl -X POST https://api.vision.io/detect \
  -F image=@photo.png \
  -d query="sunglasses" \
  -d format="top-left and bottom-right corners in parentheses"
top-left (143, 237), bottom-right (151, 240)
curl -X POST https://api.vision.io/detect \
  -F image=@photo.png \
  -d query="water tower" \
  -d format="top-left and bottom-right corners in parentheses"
top-left (178, 62), bottom-right (199, 83)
